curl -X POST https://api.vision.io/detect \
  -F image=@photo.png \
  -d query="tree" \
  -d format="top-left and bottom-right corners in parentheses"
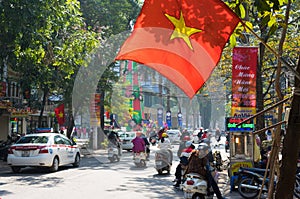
top-left (0, 0), bottom-right (99, 136)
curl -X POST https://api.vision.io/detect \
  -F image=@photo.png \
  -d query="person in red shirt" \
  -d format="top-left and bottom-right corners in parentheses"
top-left (173, 141), bottom-right (195, 188)
top-left (201, 129), bottom-right (208, 140)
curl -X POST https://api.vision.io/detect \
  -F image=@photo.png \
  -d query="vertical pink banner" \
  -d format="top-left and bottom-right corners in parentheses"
top-left (232, 47), bottom-right (258, 115)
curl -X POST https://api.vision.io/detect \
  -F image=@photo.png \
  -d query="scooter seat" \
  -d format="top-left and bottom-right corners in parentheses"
top-left (240, 167), bottom-right (269, 175)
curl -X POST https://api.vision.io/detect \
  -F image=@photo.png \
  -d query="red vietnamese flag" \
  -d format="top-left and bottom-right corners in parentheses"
top-left (115, 0), bottom-right (240, 98)
top-left (55, 104), bottom-right (65, 125)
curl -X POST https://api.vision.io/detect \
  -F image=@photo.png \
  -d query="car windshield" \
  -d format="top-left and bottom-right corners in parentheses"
top-left (17, 136), bottom-right (49, 144)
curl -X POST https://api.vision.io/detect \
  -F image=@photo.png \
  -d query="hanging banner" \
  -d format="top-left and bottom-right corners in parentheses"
top-left (178, 112), bottom-right (183, 128)
top-left (157, 108), bottom-right (163, 127)
top-left (166, 110), bottom-right (172, 128)
top-left (231, 47), bottom-right (258, 117)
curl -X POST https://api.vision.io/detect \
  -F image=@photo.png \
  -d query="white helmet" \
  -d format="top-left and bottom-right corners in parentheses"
top-left (185, 141), bottom-right (193, 148)
top-left (198, 143), bottom-right (210, 158)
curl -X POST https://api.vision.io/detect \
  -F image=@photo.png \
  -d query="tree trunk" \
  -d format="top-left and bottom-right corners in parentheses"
top-left (66, 114), bottom-right (74, 139)
top-left (256, 43), bottom-right (265, 133)
top-left (38, 87), bottom-right (49, 128)
top-left (275, 54), bottom-right (300, 198)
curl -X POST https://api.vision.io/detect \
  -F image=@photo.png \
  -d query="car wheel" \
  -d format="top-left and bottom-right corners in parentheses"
top-left (73, 153), bottom-right (80, 167)
top-left (11, 166), bottom-right (21, 173)
top-left (49, 156), bottom-right (59, 172)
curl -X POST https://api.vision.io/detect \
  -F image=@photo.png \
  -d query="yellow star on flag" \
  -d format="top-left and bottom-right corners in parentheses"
top-left (58, 111), bottom-right (64, 118)
top-left (165, 11), bottom-right (202, 50)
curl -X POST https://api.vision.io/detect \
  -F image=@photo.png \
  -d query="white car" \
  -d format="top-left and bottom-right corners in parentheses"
top-left (7, 133), bottom-right (80, 173)
top-left (118, 131), bottom-right (136, 151)
top-left (166, 129), bottom-right (181, 144)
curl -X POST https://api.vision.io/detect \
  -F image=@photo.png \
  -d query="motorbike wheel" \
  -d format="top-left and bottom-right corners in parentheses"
top-left (294, 175), bottom-right (300, 199)
top-left (192, 193), bottom-right (205, 199)
top-left (238, 177), bottom-right (260, 199)
top-left (157, 169), bottom-right (163, 175)
top-left (11, 166), bottom-right (22, 173)
top-left (140, 159), bottom-right (146, 167)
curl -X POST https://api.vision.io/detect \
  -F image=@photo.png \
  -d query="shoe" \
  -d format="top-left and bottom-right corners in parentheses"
top-left (173, 184), bottom-right (180, 188)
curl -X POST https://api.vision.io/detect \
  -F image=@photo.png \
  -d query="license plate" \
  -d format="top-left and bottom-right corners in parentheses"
top-left (22, 151), bottom-right (30, 157)
top-left (156, 161), bottom-right (162, 165)
top-left (108, 153), bottom-right (114, 157)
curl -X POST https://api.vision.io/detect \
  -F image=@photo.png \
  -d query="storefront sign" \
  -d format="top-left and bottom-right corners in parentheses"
top-left (231, 47), bottom-right (258, 117)
top-left (225, 117), bottom-right (254, 132)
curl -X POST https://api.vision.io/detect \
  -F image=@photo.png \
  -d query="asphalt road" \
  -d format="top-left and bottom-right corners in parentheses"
top-left (0, 136), bottom-right (242, 199)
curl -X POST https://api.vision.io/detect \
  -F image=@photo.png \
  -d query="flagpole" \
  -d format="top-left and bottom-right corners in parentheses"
top-left (241, 21), bottom-right (300, 81)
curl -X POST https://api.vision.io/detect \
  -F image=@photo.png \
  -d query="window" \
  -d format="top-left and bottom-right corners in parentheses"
top-left (17, 136), bottom-right (49, 144)
top-left (54, 136), bottom-right (65, 144)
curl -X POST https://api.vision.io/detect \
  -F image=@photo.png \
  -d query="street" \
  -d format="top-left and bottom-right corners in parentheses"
top-left (0, 136), bottom-right (238, 199)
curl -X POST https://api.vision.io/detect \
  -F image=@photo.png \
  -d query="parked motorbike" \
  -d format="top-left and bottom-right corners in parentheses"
top-left (107, 143), bottom-right (122, 163)
top-left (237, 167), bottom-right (272, 199)
top-left (0, 136), bottom-right (15, 161)
top-left (133, 152), bottom-right (147, 167)
top-left (155, 149), bottom-right (172, 174)
top-left (294, 173), bottom-right (300, 199)
top-left (213, 150), bottom-right (222, 171)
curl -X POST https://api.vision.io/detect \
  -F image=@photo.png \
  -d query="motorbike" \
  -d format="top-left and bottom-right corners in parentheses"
top-left (181, 172), bottom-right (214, 199)
top-left (213, 150), bottom-right (222, 171)
top-left (133, 152), bottom-right (147, 167)
top-left (237, 167), bottom-right (272, 199)
top-left (107, 142), bottom-right (122, 163)
top-left (149, 134), bottom-right (158, 146)
top-left (294, 173), bottom-right (300, 199)
top-left (155, 149), bottom-right (172, 174)
top-left (0, 136), bottom-right (16, 161)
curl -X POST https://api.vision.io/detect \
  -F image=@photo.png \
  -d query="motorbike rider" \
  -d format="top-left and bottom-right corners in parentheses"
top-left (174, 141), bottom-right (195, 188)
top-left (201, 138), bottom-right (214, 163)
top-left (157, 132), bottom-right (173, 164)
top-left (132, 131), bottom-right (146, 154)
top-left (177, 135), bottom-right (191, 158)
top-left (180, 128), bottom-right (190, 141)
top-left (201, 129), bottom-right (209, 140)
top-left (108, 130), bottom-right (122, 155)
top-left (197, 127), bottom-right (204, 141)
top-left (141, 133), bottom-right (150, 160)
top-left (185, 143), bottom-right (225, 199)
top-left (158, 127), bottom-right (167, 140)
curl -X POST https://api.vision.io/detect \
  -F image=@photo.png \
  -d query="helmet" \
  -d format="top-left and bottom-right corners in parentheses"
top-left (162, 132), bottom-right (168, 138)
top-left (185, 141), bottom-right (192, 148)
top-left (197, 143), bottom-right (210, 158)
top-left (183, 135), bottom-right (190, 141)
top-left (200, 127), bottom-right (204, 130)
top-left (201, 138), bottom-right (210, 145)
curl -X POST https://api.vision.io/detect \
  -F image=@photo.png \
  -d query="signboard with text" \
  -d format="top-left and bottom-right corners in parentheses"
top-left (225, 117), bottom-right (254, 132)
top-left (231, 47), bottom-right (258, 117)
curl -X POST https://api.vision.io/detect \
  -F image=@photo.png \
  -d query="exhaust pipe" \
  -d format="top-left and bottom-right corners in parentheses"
top-left (240, 184), bottom-right (268, 191)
